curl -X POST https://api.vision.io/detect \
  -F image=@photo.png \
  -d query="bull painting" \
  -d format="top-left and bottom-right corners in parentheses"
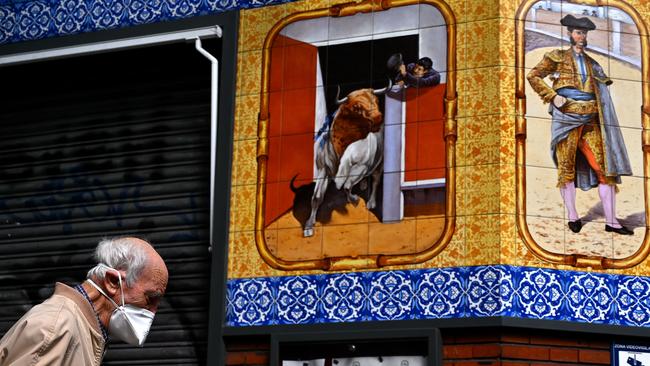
top-left (255, 2), bottom-right (453, 269)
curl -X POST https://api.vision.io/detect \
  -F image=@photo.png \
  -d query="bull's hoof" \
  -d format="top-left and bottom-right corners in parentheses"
top-left (303, 228), bottom-right (314, 237)
top-left (348, 194), bottom-right (360, 206)
top-left (366, 199), bottom-right (376, 209)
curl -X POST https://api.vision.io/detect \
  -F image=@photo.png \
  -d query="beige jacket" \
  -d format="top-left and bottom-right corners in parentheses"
top-left (0, 283), bottom-right (106, 366)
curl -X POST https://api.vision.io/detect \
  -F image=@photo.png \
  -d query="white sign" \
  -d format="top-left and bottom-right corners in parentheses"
top-left (613, 343), bottom-right (650, 366)
top-left (283, 359), bottom-right (326, 366)
top-left (333, 356), bottom-right (426, 366)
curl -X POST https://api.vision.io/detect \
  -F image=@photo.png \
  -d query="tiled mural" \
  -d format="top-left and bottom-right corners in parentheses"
top-left (516, 0), bottom-right (650, 269)
top-left (255, 3), bottom-right (456, 271)
top-left (227, 265), bottom-right (650, 327)
top-left (226, 0), bottom-right (650, 327)
top-left (4, 0), bottom-right (650, 329)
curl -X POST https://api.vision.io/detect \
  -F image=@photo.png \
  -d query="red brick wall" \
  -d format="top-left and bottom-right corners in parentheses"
top-left (224, 329), bottom-right (612, 366)
top-left (443, 329), bottom-right (610, 366)
top-left (225, 336), bottom-right (271, 366)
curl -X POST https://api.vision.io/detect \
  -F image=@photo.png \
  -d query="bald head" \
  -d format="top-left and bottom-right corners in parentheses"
top-left (137, 240), bottom-right (169, 299)
top-left (87, 236), bottom-right (168, 313)
top-left (87, 236), bottom-right (167, 287)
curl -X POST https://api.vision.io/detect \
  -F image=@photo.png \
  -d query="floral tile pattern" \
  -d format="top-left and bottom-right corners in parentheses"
top-left (226, 265), bottom-right (650, 328)
top-left (0, 0), bottom-right (290, 44)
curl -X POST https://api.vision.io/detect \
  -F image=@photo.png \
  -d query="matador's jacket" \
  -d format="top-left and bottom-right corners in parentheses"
top-left (527, 48), bottom-right (632, 190)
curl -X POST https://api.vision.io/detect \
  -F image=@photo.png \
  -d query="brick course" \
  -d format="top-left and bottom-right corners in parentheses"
top-left (224, 328), bottom-right (620, 366)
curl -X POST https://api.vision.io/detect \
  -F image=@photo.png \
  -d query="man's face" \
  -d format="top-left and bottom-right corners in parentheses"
top-left (569, 29), bottom-right (588, 50)
top-left (122, 262), bottom-right (168, 313)
top-left (413, 64), bottom-right (427, 77)
top-left (117, 249), bottom-right (169, 314)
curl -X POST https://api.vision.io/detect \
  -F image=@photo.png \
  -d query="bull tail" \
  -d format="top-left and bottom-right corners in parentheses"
top-left (290, 174), bottom-right (300, 193)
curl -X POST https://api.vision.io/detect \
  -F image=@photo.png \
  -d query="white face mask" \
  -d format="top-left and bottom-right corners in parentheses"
top-left (87, 264), bottom-right (155, 347)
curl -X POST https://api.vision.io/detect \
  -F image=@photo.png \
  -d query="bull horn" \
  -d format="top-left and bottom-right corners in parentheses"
top-left (372, 78), bottom-right (393, 95)
top-left (335, 85), bottom-right (348, 105)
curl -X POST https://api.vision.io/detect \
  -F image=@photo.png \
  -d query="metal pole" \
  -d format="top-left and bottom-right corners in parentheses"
top-left (195, 28), bottom-right (222, 252)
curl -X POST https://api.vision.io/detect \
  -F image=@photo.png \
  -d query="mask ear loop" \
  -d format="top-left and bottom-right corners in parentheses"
top-left (87, 264), bottom-right (125, 308)
top-left (114, 268), bottom-right (125, 307)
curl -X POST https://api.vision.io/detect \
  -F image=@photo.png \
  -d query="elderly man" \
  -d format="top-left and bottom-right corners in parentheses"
top-left (0, 237), bottom-right (168, 365)
top-left (527, 14), bottom-right (633, 235)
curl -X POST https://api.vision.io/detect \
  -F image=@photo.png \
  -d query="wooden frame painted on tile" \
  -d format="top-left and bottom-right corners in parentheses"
top-left (254, 0), bottom-right (458, 271)
top-left (515, 0), bottom-right (650, 269)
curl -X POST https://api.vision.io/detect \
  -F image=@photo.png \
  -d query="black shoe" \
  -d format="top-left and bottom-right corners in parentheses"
top-left (605, 225), bottom-right (634, 235)
top-left (568, 220), bottom-right (582, 233)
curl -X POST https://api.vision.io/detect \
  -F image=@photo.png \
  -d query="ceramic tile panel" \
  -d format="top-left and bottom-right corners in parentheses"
top-left (514, 0), bottom-right (650, 274)
top-left (442, 0), bottom-right (465, 25)
top-left (618, 124), bottom-right (645, 178)
top-left (465, 114), bottom-right (500, 166)
top-left (609, 79), bottom-right (644, 131)
top-left (239, 6), bottom-right (271, 52)
top-left (607, 34), bottom-right (643, 82)
top-left (500, 213), bottom-right (518, 261)
top-left (455, 116), bottom-right (468, 168)
top-left (372, 5), bottom-right (418, 37)
top-left (233, 138), bottom-right (257, 186)
top-left (0, 0), bottom-right (291, 45)
top-left (226, 265), bottom-right (650, 328)
top-left (523, 2), bottom-right (566, 28)
top-left (454, 164), bottom-right (469, 217)
top-left (466, 0), bottom-right (499, 22)
top-left (232, 0), bottom-right (460, 276)
top-left (237, 50), bottom-right (263, 96)
top-left (456, 21), bottom-right (469, 72)
top-left (232, 183), bottom-right (256, 232)
top-left (498, 66), bottom-right (517, 115)
top-left (406, 118), bottom-right (446, 175)
top-left (234, 95), bottom-right (260, 141)
top-left (564, 218), bottom-right (615, 258)
top-left (524, 116), bottom-right (556, 170)
top-left (465, 164), bottom-right (500, 215)
top-left (466, 213), bottom-right (500, 264)
top-left (499, 114), bottom-right (516, 159)
top-left (456, 70), bottom-right (470, 119)
top-left (465, 66), bottom-right (501, 117)
top-left (415, 25), bottom-right (450, 76)
top-left (465, 19), bottom-right (500, 69)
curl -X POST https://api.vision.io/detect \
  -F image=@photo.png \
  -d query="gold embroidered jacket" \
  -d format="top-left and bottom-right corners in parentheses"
top-left (527, 49), bottom-right (612, 106)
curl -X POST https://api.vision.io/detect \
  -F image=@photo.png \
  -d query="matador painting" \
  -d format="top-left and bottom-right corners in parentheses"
top-left (522, 1), bottom-right (646, 260)
top-left (527, 14), bottom-right (633, 236)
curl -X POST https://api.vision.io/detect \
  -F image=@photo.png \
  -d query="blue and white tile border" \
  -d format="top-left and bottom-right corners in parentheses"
top-left (0, 0), bottom-right (292, 45)
top-left (226, 266), bottom-right (650, 328)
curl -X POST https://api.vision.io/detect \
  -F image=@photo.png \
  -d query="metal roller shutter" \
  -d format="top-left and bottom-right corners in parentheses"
top-left (0, 40), bottom-right (219, 365)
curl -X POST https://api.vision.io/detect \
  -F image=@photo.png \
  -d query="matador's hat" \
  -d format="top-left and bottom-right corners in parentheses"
top-left (560, 14), bottom-right (596, 31)
top-left (386, 53), bottom-right (404, 73)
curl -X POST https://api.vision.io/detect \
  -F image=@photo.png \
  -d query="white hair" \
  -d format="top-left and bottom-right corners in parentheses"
top-left (87, 237), bottom-right (149, 286)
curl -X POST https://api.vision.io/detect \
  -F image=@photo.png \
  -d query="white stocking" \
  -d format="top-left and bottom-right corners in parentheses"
top-left (560, 182), bottom-right (579, 222)
top-left (598, 183), bottom-right (621, 228)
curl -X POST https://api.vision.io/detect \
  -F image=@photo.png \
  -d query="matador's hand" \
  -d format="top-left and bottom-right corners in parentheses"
top-left (553, 95), bottom-right (566, 108)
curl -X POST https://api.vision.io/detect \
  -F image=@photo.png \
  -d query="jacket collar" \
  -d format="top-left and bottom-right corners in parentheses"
top-left (53, 282), bottom-right (103, 337)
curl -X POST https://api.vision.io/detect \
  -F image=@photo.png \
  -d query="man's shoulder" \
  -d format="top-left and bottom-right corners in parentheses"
top-left (22, 294), bottom-right (85, 328)
top-left (0, 292), bottom-right (89, 365)
top-left (583, 52), bottom-right (602, 66)
top-left (543, 49), bottom-right (568, 62)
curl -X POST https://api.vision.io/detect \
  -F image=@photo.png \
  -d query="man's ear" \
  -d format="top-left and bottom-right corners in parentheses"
top-left (103, 269), bottom-right (124, 296)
